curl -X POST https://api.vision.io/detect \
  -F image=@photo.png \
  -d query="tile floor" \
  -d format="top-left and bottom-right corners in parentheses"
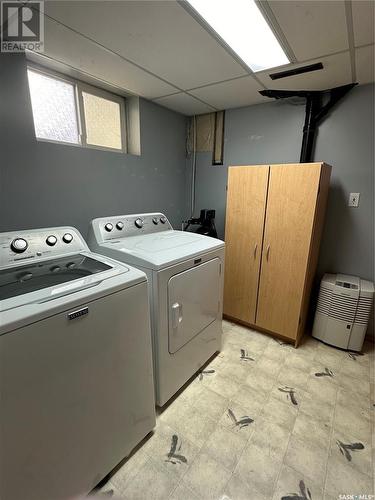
top-left (97, 320), bottom-right (375, 500)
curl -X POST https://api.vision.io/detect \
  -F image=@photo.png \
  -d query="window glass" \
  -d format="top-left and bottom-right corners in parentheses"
top-left (27, 69), bottom-right (80, 144)
top-left (82, 92), bottom-right (122, 150)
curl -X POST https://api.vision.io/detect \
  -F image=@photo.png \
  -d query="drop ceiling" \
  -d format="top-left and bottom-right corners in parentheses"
top-left (36, 0), bottom-right (374, 115)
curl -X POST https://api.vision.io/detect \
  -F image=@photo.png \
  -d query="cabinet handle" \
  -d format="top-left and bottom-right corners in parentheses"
top-left (253, 243), bottom-right (258, 258)
top-left (266, 244), bottom-right (270, 261)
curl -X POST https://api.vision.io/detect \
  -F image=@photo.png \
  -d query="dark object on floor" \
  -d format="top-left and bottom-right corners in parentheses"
top-left (227, 408), bottom-right (254, 429)
top-left (278, 386), bottom-right (298, 406)
top-left (183, 209), bottom-right (218, 238)
top-left (281, 479), bottom-right (312, 500)
top-left (337, 440), bottom-right (365, 462)
top-left (166, 434), bottom-right (187, 465)
top-left (259, 83), bottom-right (357, 162)
top-left (315, 367), bottom-right (334, 377)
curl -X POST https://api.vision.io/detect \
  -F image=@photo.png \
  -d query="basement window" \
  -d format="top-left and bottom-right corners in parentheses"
top-left (27, 67), bottom-right (126, 152)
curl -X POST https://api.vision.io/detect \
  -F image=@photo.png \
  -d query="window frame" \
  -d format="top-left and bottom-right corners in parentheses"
top-left (27, 64), bottom-right (127, 154)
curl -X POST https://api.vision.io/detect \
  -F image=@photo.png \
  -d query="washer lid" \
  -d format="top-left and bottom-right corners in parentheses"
top-left (104, 230), bottom-right (224, 270)
top-left (0, 254), bottom-right (113, 301)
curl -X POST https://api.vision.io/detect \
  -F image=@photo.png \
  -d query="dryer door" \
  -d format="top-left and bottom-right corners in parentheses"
top-left (168, 258), bottom-right (221, 354)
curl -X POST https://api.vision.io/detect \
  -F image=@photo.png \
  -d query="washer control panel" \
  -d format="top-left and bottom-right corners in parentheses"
top-left (0, 227), bottom-right (87, 268)
top-left (92, 213), bottom-right (173, 242)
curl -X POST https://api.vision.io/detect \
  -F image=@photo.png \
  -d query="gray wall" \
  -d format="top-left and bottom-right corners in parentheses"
top-left (0, 53), bottom-right (187, 237)
top-left (187, 84), bottom-right (374, 286)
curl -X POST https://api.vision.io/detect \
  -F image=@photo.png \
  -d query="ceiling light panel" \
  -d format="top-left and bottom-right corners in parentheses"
top-left (187, 0), bottom-right (290, 72)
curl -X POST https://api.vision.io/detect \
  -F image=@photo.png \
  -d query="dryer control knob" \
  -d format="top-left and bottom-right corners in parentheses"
top-left (135, 218), bottom-right (143, 228)
top-left (62, 233), bottom-right (73, 243)
top-left (46, 235), bottom-right (57, 246)
top-left (160, 216), bottom-right (167, 224)
top-left (152, 217), bottom-right (159, 225)
top-left (11, 238), bottom-right (28, 253)
top-left (116, 222), bottom-right (124, 230)
top-left (104, 223), bottom-right (113, 232)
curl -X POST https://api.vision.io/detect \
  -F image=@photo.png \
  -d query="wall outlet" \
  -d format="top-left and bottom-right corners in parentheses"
top-left (348, 192), bottom-right (360, 207)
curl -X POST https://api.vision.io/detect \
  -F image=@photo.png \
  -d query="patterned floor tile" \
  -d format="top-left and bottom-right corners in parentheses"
top-left (338, 372), bottom-right (371, 397)
top-left (109, 446), bottom-right (150, 493)
top-left (340, 357), bottom-right (370, 381)
top-left (223, 472), bottom-right (268, 500)
top-left (219, 358), bottom-right (255, 384)
top-left (202, 424), bottom-right (247, 472)
top-left (192, 386), bottom-right (229, 421)
top-left (272, 463), bottom-right (323, 500)
top-left (268, 383), bottom-right (308, 409)
top-left (261, 396), bottom-right (299, 430)
top-left (284, 435), bottom-right (329, 485)
top-left (112, 323), bottom-right (374, 500)
top-left (219, 401), bottom-right (257, 439)
top-left (235, 442), bottom-right (284, 496)
top-left (305, 375), bottom-right (339, 406)
top-left (277, 366), bottom-right (310, 392)
top-left (325, 455), bottom-right (374, 497)
top-left (330, 428), bottom-right (373, 478)
top-left (182, 451), bottom-right (232, 500)
top-left (143, 422), bottom-right (200, 479)
top-left (231, 384), bottom-right (266, 414)
top-left (292, 411), bottom-right (331, 450)
top-left (121, 457), bottom-right (178, 500)
top-left (168, 482), bottom-right (201, 500)
top-left (160, 402), bottom-right (217, 448)
top-left (334, 403), bottom-right (372, 443)
top-left (245, 368), bottom-right (278, 397)
top-left (298, 394), bottom-right (335, 424)
top-left (250, 416), bottom-right (292, 459)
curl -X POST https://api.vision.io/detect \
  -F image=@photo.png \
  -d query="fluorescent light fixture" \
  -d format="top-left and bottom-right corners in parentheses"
top-left (186, 0), bottom-right (289, 72)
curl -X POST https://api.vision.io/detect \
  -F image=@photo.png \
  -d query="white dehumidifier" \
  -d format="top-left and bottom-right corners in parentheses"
top-left (312, 274), bottom-right (374, 351)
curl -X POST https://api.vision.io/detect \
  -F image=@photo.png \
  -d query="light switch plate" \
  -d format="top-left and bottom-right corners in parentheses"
top-left (348, 192), bottom-right (360, 207)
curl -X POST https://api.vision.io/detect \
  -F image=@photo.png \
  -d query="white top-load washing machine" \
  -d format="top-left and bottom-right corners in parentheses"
top-left (88, 213), bottom-right (225, 407)
top-left (0, 226), bottom-right (155, 500)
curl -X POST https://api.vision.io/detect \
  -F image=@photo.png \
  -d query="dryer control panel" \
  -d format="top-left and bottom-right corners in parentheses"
top-left (90, 213), bottom-right (173, 242)
top-left (0, 227), bottom-right (88, 268)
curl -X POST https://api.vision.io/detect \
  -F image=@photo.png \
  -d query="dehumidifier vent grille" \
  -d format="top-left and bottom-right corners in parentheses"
top-left (355, 297), bottom-right (373, 325)
top-left (328, 294), bottom-right (357, 323)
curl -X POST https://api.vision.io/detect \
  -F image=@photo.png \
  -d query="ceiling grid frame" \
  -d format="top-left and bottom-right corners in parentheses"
top-left (31, 0), bottom-right (373, 115)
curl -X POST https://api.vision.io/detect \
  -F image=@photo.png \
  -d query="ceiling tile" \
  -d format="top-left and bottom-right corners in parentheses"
top-left (45, 1), bottom-right (247, 90)
top-left (42, 17), bottom-right (176, 99)
top-left (189, 76), bottom-right (269, 110)
top-left (356, 45), bottom-right (375, 84)
top-left (268, 1), bottom-right (348, 61)
top-left (154, 93), bottom-right (216, 116)
top-left (257, 52), bottom-right (352, 91)
top-left (352, 1), bottom-right (375, 47)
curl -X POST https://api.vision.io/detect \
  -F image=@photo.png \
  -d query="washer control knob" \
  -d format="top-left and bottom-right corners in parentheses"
top-left (11, 238), bottom-right (28, 253)
top-left (160, 216), bottom-right (167, 224)
top-left (50, 265), bottom-right (60, 273)
top-left (134, 218), bottom-right (143, 229)
top-left (116, 222), bottom-right (124, 230)
top-left (62, 233), bottom-right (73, 243)
top-left (46, 235), bottom-right (57, 246)
top-left (152, 217), bottom-right (159, 225)
top-left (104, 223), bottom-right (113, 232)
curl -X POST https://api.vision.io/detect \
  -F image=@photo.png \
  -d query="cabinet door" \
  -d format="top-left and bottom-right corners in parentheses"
top-left (256, 163), bottom-right (321, 339)
top-left (224, 165), bottom-right (269, 324)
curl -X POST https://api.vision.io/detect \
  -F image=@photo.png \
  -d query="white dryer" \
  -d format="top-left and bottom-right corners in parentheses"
top-left (88, 213), bottom-right (225, 407)
top-left (0, 226), bottom-right (155, 500)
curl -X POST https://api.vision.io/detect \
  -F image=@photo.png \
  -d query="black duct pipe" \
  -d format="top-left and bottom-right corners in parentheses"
top-left (259, 83), bottom-right (357, 163)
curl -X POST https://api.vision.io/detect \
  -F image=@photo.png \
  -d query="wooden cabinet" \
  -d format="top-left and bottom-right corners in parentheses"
top-left (223, 166), bottom-right (269, 324)
top-left (223, 162), bottom-right (331, 346)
